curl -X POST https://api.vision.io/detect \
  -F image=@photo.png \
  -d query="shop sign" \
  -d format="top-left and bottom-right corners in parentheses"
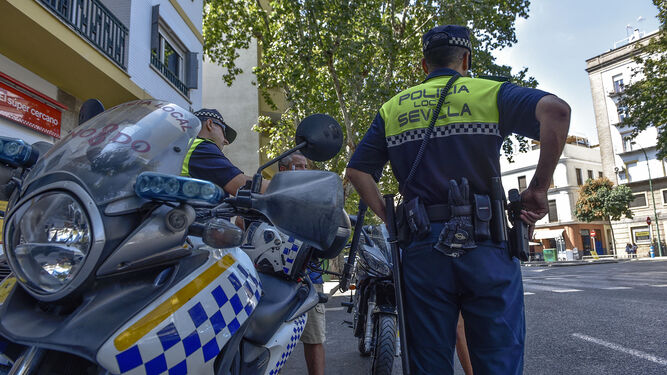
top-left (632, 226), bottom-right (651, 243)
top-left (0, 81), bottom-right (61, 138)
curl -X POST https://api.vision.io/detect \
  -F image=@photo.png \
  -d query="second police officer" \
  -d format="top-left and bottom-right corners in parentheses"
top-left (346, 25), bottom-right (570, 374)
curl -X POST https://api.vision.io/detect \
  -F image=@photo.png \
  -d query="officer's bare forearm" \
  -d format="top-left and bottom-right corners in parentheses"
top-left (532, 95), bottom-right (570, 191)
top-left (346, 167), bottom-right (387, 222)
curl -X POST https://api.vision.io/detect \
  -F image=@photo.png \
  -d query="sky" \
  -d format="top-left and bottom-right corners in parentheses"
top-left (492, 0), bottom-right (661, 144)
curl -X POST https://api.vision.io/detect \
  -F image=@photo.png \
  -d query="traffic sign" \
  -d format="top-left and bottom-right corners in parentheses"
top-left (647, 216), bottom-right (652, 225)
top-left (591, 230), bottom-right (596, 237)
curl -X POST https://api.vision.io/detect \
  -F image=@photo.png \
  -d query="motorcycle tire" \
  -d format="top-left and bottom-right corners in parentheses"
top-left (370, 313), bottom-right (396, 375)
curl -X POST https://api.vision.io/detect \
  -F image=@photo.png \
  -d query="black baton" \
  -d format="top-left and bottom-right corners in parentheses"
top-left (338, 200), bottom-right (368, 293)
top-left (384, 194), bottom-right (411, 375)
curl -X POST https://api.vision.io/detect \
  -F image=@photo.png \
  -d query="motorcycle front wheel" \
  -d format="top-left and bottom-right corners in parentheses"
top-left (370, 313), bottom-right (396, 375)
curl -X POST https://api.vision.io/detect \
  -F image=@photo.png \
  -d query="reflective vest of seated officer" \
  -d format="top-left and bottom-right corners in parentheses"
top-left (182, 108), bottom-right (267, 196)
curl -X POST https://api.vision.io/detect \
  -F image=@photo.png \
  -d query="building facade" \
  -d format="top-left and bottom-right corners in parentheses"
top-left (0, 0), bottom-right (203, 250)
top-left (500, 138), bottom-right (610, 259)
top-left (0, 0), bottom-right (203, 146)
top-left (586, 29), bottom-right (665, 257)
top-left (202, 43), bottom-right (290, 177)
top-left (202, 52), bottom-right (261, 176)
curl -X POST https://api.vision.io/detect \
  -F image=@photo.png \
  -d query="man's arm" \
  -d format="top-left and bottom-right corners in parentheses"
top-left (520, 95), bottom-right (570, 226)
top-left (223, 174), bottom-right (269, 196)
top-left (346, 167), bottom-right (386, 222)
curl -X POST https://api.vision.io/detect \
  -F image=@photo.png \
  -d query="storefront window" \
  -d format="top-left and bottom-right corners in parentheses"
top-left (631, 226), bottom-right (651, 244)
top-left (580, 229), bottom-right (591, 253)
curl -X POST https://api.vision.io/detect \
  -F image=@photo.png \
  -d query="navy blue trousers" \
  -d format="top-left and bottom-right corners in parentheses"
top-left (402, 223), bottom-right (525, 374)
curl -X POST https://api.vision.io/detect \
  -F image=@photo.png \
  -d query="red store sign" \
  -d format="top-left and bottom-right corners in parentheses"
top-left (0, 80), bottom-right (62, 138)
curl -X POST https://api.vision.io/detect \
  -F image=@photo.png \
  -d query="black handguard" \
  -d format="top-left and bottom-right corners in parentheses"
top-left (507, 189), bottom-right (529, 261)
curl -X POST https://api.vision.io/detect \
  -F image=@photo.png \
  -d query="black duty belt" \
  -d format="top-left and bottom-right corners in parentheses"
top-left (426, 204), bottom-right (473, 222)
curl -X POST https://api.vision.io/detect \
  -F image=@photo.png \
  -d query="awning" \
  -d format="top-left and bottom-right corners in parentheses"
top-left (533, 229), bottom-right (565, 240)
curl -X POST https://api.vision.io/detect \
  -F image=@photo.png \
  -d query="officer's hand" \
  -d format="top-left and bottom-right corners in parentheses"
top-left (519, 187), bottom-right (548, 237)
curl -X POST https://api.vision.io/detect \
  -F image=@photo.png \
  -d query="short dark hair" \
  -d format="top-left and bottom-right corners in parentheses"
top-left (424, 45), bottom-right (468, 71)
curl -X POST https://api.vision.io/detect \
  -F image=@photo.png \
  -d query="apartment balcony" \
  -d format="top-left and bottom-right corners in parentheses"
top-left (39, 0), bottom-right (128, 69)
top-left (150, 54), bottom-right (189, 97)
top-left (0, 0), bottom-right (148, 108)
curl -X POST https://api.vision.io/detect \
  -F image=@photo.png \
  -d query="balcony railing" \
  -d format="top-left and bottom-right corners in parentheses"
top-left (39, 0), bottom-right (128, 69)
top-left (150, 54), bottom-right (189, 97)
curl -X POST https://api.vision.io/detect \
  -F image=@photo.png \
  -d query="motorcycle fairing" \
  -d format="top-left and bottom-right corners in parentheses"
top-left (263, 314), bottom-right (306, 375)
top-left (97, 248), bottom-right (261, 375)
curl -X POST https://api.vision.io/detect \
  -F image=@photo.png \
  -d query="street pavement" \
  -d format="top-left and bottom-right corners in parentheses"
top-left (281, 259), bottom-right (667, 374)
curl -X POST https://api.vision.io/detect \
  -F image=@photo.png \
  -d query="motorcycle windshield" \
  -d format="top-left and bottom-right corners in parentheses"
top-left (23, 100), bottom-right (200, 206)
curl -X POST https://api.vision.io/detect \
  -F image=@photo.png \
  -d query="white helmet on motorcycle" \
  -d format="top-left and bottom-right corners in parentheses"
top-left (241, 222), bottom-right (311, 280)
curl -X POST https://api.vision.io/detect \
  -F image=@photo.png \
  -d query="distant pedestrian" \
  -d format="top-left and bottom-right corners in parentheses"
top-left (631, 244), bottom-right (638, 258)
top-left (625, 243), bottom-right (632, 258)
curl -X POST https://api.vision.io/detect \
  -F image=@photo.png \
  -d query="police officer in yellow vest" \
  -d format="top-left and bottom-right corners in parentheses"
top-left (182, 109), bottom-right (265, 196)
top-left (346, 25), bottom-right (570, 374)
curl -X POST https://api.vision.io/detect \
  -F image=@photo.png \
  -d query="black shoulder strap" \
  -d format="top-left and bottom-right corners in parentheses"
top-left (400, 73), bottom-right (460, 195)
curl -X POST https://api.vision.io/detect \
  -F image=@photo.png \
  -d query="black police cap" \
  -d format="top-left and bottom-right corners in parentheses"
top-left (422, 25), bottom-right (472, 53)
top-left (193, 108), bottom-right (237, 144)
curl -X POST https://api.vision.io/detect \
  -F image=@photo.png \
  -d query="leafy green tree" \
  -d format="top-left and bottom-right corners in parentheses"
top-left (574, 177), bottom-right (634, 254)
top-left (617, 0), bottom-right (666, 157)
top-left (204, 0), bottom-right (535, 213)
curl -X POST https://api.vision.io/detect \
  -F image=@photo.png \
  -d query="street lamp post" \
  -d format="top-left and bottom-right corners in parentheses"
top-left (638, 147), bottom-right (664, 257)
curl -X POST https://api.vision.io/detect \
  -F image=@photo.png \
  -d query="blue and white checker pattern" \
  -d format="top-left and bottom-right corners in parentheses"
top-left (98, 250), bottom-right (262, 375)
top-left (279, 236), bottom-right (303, 277)
top-left (267, 314), bottom-right (307, 375)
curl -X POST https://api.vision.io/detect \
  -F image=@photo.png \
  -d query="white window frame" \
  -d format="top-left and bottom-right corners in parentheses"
top-left (621, 132), bottom-right (634, 152)
top-left (157, 28), bottom-right (185, 81)
top-left (629, 192), bottom-right (648, 209)
top-left (661, 188), bottom-right (667, 205)
top-left (612, 74), bottom-right (624, 94)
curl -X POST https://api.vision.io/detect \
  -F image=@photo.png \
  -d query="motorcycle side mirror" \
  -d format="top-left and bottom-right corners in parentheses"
top-left (250, 114), bottom-right (343, 193)
top-left (295, 114), bottom-right (343, 162)
top-left (79, 99), bottom-right (105, 125)
top-left (201, 218), bottom-right (243, 249)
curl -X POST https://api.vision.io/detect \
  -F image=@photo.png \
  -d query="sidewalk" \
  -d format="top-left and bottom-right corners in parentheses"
top-left (523, 255), bottom-right (667, 267)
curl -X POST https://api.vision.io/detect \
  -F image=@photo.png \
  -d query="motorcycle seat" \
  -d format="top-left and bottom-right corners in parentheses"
top-left (244, 272), bottom-right (305, 345)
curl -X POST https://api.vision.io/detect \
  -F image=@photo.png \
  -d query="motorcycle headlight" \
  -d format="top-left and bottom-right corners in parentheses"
top-left (6, 192), bottom-right (92, 295)
top-left (360, 245), bottom-right (391, 277)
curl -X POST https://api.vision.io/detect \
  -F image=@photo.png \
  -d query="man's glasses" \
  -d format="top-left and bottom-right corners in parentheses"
top-left (210, 118), bottom-right (228, 137)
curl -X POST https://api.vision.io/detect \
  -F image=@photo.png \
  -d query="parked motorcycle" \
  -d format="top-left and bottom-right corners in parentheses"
top-left (0, 99), bottom-right (350, 375)
top-left (337, 202), bottom-right (397, 375)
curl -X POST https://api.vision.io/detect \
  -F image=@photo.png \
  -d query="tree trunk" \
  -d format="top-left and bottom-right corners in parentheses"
top-left (608, 217), bottom-right (617, 257)
top-left (327, 56), bottom-right (354, 152)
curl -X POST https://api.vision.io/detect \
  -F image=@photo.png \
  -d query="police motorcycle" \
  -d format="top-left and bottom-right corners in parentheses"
top-left (335, 202), bottom-right (397, 375)
top-left (0, 99), bottom-right (350, 375)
